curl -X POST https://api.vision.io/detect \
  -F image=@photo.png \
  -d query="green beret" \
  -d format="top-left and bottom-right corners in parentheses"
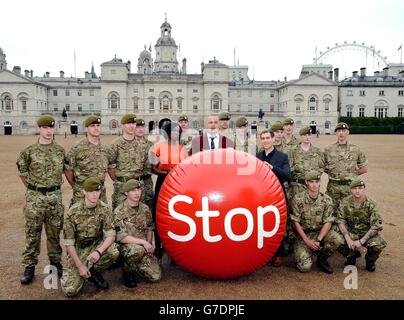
top-left (305, 171), bottom-right (321, 181)
top-left (335, 122), bottom-right (349, 132)
top-left (283, 118), bottom-right (295, 125)
top-left (82, 177), bottom-right (102, 192)
top-left (84, 115), bottom-right (101, 127)
top-left (121, 179), bottom-right (142, 193)
top-left (121, 113), bottom-right (136, 124)
top-left (37, 115), bottom-right (55, 127)
top-left (178, 114), bottom-right (188, 122)
top-left (299, 126), bottom-right (311, 135)
top-left (271, 121), bottom-right (284, 132)
top-left (219, 111), bottom-right (231, 120)
top-left (135, 118), bottom-right (145, 126)
top-left (350, 178), bottom-right (366, 188)
top-left (235, 116), bottom-right (248, 128)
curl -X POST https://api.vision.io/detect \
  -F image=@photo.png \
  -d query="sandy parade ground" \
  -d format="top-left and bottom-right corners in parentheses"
top-left (0, 133), bottom-right (403, 300)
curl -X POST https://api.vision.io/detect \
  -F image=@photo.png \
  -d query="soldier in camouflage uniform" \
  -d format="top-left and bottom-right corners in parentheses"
top-left (234, 116), bottom-right (256, 155)
top-left (282, 118), bottom-right (300, 149)
top-left (16, 115), bottom-right (66, 284)
top-left (114, 179), bottom-right (162, 288)
top-left (61, 177), bottom-right (119, 297)
top-left (324, 122), bottom-right (368, 208)
top-left (218, 111), bottom-right (232, 138)
top-left (335, 178), bottom-right (387, 272)
top-left (290, 126), bottom-right (325, 197)
top-left (291, 171), bottom-right (341, 273)
top-left (178, 114), bottom-right (197, 155)
top-left (65, 115), bottom-right (111, 206)
top-left (108, 115), bottom-right (154, 210)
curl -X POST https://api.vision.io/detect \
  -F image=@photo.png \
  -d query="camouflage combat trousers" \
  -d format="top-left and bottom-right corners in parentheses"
top-left (71, 183), bottom-right (107, 207)
top-left (119, 243), bottom-right (162, 282)
top-left (326, 181), bottom-right (350, 211)
top-left (22, 189), bottom-right (64, 268)
top-left (335, 231), bottom-right (387, 264)
top-left (61, 241), bottom-right (119, 297)
top-left (294, 230), bottom-right (341, 273)
top-left (112, 177), bottom-right (154, 211)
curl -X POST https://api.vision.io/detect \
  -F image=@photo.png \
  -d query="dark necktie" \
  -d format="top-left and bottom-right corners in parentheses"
top-left (210, 137), bottom-right (215, 150)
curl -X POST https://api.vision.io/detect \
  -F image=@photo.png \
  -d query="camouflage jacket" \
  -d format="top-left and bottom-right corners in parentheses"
top-left (290, 144), bottom-right (325, 180)
top-left (324, 142), bottom-right (367, 182)
top-left (63, 199), bottom-right (116, 247)
top-left (275, 142), bottom-right (295, 165)
top-left (16, 140), bottom-right (66, 187)
top-left (114, 200), bottom-right (154, 243)
top-left (291, 191), bottom-right (335, 232)
top-left (65, 138), bottom-right (111, 185)
top-left (282, 135), bottom-right (300, 149)
top-left (336, 195), bottom-right (383, 235)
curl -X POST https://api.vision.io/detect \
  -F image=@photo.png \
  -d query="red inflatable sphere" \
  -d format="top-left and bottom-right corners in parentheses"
top-left (156, 149), bottom-right (287, 279)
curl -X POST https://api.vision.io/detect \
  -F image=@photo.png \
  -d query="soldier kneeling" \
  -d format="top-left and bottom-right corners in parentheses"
top-left (336, 178), bottom-right (387, 272)
top-left (291, 171), bottom-right (341, 274)
top-left (61, 177), bottom-right (119, 297)
top-left (114, 179), bottom-right (162, 288)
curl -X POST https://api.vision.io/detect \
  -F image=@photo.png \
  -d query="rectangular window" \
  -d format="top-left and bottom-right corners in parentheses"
top-left (53, 90), bottom-right (58, 96)
top-left (149, 100), bottom-right (154, 113)
top-left (78, 104), bottom-right (82, 112)
top-left (374, 108), bottom-right (387, 118)
top-left (270, 104), bottom-right (275, 112)
top-left (65, 104), bottom-right (70, 111)
top-left (177, 89), bottom-right (182, 93)
top-left (347, 90), bottom-right (353, 96)
top-left (398, 107), bottom-right (403, 117)
top-left (248, 104), bottom-right (252, 112)
top-left (65, 89), bottom-right (70, 96)
top-left (379, 90), bottom-right (385, 96)
top-left (193, 89), bottom-right (198, 93)
top-left (90, 89), bottom-right (94, 96)
top-left (149, 89), bottom-right (154, 93)
top-left (236, 104), bottom-right (241, 112)
top-left (193, 105), bottom-right (198, 113)
top-left (177, 99), bottom-right (183, 110)
top-left (296, 104), bottom-right (301, 113)
top-left (133, 88), bottom-right (138, 93)
top-left (270, 92), bottom-right (274, 98)
top-left (359, 90), bottom-right (366, 96)
top-left (53, 104), bottom-right (58, 111)
top-left (399, 90), bottom-right (404, 96)
top-left (22, 100), bottom-right (27, 112)
top-left (77, 89), bottom-right (82, 96)
top-left (359, 107), bottom-right (365, 117)
top-left (347, 108), bottom-right (352, 117)
top-left (89, 104), bottom-right (94, 111)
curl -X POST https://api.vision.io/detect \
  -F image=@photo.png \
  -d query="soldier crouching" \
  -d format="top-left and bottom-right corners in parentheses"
top-left (114, 179), bottom-right (162, 288)
top-left (61, 177), bottom-right (119, 297)
top-left (291, 171), bottom-right (341, 273)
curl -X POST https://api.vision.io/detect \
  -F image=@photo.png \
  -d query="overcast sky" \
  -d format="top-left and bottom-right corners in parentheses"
top-left (1, 0), bottom-right (403, 81)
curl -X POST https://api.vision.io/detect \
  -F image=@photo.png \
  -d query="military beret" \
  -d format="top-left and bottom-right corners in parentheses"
top-left (178, 114), bottom-right (188, 122)
top-left (271, 121), bottom-right (284, 132)
top-left (135, 118), bottom-right (145, 126)
top-left (350, 178), bottom-right (366, 188)
top-left (283, 118), bottom-right (295, 125)
top-left (121, 113), bottom-right (136, 124)
top-left (305, 170), bottom-right (321, 181)
top-left (84, 115), bottom-right (101, 127)
top-left (121, 179), bottom-right (142, 193)
top-left (299, 126), bottom-right (311, 135)
top-left (218, 111), bottom-right (231, 120)
top-left (37, 115), bottom-right (55, 127)
top-left (82, 177), bottom-right (102, 192)
top-left (235, 116), bottom-right (248, 128)
top-left (334, 122), bottom-right (349, 132)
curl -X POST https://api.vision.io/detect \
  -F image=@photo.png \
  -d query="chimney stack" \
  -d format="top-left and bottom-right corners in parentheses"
top-left (24, 69), bottom-right (30, 77)
top-left (85, 71), bottom-right (90, 79)
top-left (352, 71), bottom-right (358, 77)
top-left (45, 71), bottom-right (50, 78)
top-left (60, 70), bottom-right (64, 78)
top-left (182, 58), bottom-right (187, 74)
top-left (328, 71), bottom-right (333, 80)
top-left (383, 67), bottom-right (389, 77)
top-left (12, 66), bottom-right (21, 74)
top-left (334, 68), bottom-right (339, 82)
top-left (30, 70), bottom-right (33, 77)
top-left (399, 70), bottom-right (404, 78)
top-left (374, 70), bottom-right (380, 76)
top-left (360, 67), bottom-right (366, 77)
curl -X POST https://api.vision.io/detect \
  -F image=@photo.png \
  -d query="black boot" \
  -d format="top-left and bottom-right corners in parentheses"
top-left (50, 262), bottom-right (63, 277)
top-left (88, 268), bottom-right (109, 290)
top-left (345, 250), bottom-right (361, 266)
top-left (316, 256), bottom-right (334, 274)
top-left (20, 266), bottom-right (35, 285)
top-left (122, 270), bottom-right (137, 288)
top-left (366, 261), bottom-right (376, 272)
top-left (107, 254), bottom-right (123, 270)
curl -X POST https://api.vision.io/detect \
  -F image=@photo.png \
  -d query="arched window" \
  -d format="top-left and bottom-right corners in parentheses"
top-left (108, 92), bottom-right (120, 111)
top-left (323, 94), bottom-right (332, 113)
top-left (308, 95), bottom-right (318, 112)
top-left (133, 97), bottom-right (139, 113)
top-left (346, 104), bottom-right (354, 117)
top-left (109, 119), bottom-right (118, 129)
top-left (1, 94), bottom-right (13, 111)
top-left (211, 93), bottom-right (222, 111)
top-left (148, 97), bottom-right (155, 113)
top-left (192, 120), bottom-right (199, 129)
top-left (20, 121), bottom-right (28, 130)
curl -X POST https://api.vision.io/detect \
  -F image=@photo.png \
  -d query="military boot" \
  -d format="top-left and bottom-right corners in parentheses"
top-left (345, 250), bottom-right (362, 266)
top-left (50, 262), bottom-right (63, 277)
top-left (316, 256), bottom-right (334, 274)
top-left (366, 261), bottom-right (376, 272)
top-left (88, 268), bottom-right (109, 290)
top-left (122, 270), bottom-right (137, 288)
top-left (20, 266), bottom-right (35, 285)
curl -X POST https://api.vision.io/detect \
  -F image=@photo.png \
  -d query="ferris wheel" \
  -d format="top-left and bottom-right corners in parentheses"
top-left (313, 41), bottom-right (389, 77)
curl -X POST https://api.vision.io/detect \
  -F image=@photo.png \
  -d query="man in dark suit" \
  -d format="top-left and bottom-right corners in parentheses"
top-left (189, 114), bottom-right (234, 155)
top-left (256, 129), bottom-right (291, 267)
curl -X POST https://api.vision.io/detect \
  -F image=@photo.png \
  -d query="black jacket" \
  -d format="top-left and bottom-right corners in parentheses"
top-left (256, 148), bottom-right (291, 185)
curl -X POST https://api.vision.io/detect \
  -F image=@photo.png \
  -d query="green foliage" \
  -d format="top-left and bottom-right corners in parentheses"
top-left (339, 117), bottom-right (404, 134)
